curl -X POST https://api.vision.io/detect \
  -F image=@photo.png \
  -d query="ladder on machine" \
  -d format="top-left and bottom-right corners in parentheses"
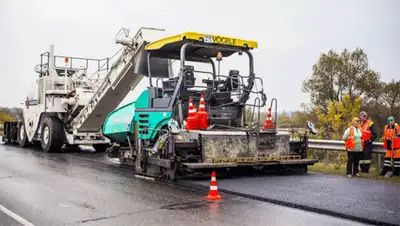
top-left (70, 27), bottom-right (168, 133)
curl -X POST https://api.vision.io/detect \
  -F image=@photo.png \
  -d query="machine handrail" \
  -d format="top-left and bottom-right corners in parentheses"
top-left (88, 47), bottom-right (125, 80)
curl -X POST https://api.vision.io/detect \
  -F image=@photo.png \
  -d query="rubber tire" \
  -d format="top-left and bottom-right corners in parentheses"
top-left (40, 116), bottom-right (64, 153)
top-left (18, 122), bottom-right (29, 148)
top-left (3, 123), bottom-right (9, 145)
top-left (298, 164), bottom-right (308, 173)
top-left (3, 134), bottom-right (10, 145)
top-left (93, 143), bottom-right (110, 152)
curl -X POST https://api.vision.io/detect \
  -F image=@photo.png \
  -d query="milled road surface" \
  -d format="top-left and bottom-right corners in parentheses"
top-left (187, 171), bottom-right (400, 225)
top-left (0, 144), bottom-right (368, 226)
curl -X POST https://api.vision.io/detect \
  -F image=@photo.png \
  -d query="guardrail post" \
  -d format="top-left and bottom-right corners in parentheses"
top-left (375, 153), bottom-right (382, 171)
top-left (324, 151), bottom-right (329, 168)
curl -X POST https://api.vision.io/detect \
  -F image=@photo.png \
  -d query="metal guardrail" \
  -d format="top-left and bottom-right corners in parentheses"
top-left (276, 128), bottom-right (386, 153)
top-left (277, 128), bottom-right (387, 168)
top-left (308, 139), bottom-right (386, 154)
top-left (307, 139), bottom-right (387, 169)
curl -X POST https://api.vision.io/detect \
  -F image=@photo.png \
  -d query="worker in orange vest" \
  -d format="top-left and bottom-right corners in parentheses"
top-left (358, 111), bottom-right (378, 173)
top-left (380, 116), bottom-right (400, 177)
top-left (343, 117), bottom-right (363, 178)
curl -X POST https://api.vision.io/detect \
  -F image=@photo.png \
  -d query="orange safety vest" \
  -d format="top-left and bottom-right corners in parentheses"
top-left (345, 126), bottom-right (364, 151)
top-left (360, 119), bottom-right (372, 141)
top-left (383, 125), bottom-right (400, 151)
top-left (384, 150), bottom-right (400, 158)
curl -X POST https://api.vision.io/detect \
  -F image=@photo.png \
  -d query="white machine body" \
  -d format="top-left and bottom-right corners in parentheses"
top-left (22, 27), bottom-right (170, 146)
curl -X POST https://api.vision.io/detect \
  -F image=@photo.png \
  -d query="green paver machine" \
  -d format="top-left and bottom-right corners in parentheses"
top-left (102, 31), bottom-right (318, 181)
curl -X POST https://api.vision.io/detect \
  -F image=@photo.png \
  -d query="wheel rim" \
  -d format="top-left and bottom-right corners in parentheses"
top-left (43, 126), bottom-right (50, 145)
top-left (20, 125), bottom-right (25, 140)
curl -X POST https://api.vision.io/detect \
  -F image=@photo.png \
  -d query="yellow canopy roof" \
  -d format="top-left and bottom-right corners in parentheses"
top-left (144, 31), bottom-right (258, 60)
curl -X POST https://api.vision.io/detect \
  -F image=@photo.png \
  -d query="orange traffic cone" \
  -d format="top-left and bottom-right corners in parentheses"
top-left (198, 94), bottom-right (209, 129)
top-left (204, 171), bottom-right (222, 200)
top-left (263, 115), bottom-right (270, 129)
top-left (186, 98), bottom-right (199, 130)
top-left (267, 108), bottom-right (274, 129)
top-left (263, 108), bottom-right (271, 130)
top-left (193, 104), bottom-right (199, 129)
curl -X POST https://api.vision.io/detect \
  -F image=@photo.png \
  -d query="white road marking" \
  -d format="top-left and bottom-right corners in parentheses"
top-left (0, 203), bottom-right (35, 226)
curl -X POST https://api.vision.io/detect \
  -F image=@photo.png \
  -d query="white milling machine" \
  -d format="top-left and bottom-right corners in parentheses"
top-left (17, 27), bottom-right (171, 152)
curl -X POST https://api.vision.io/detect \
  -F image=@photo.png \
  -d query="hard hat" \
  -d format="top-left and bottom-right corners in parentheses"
top-left (387, 116), bottom-right (394, 122)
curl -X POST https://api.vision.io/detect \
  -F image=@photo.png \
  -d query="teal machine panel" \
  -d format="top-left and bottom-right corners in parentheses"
top-left (102, 90), bottom-right (172, 144)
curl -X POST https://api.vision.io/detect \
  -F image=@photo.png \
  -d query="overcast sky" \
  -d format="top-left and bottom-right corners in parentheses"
top-left (0, 0), bottom-right (399, 112)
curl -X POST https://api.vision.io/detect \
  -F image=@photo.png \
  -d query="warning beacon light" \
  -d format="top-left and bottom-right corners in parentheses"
top-left (216, 52), bottom-right (223, 61)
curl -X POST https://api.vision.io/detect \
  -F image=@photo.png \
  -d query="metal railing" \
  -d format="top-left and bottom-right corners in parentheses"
top-left (276, 128), bottom-right (386, 154)
top-left (276, 128), bottom-right (387, 169)
top-left (308, 139), bottom-right (385, 154)
top-left (307, 139), bottom-right (386, 169)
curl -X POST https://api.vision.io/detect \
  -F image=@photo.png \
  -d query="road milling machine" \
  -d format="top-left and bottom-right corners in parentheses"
top-left (2, 27), bottom-right (171, 152)
top-left (101, 30), bottom-right (319, 181)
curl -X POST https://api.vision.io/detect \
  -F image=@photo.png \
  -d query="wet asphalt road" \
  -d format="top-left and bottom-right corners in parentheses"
top-left (0, 210), bottom-right (24, 226)
top-left (187, 170), bottom-right (400, 225)
top-left (0, 144), bottom-right (370, 226)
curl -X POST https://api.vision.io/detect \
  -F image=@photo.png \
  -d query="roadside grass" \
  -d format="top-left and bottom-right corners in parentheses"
top-left (309, 162), bottom-right (400, 184)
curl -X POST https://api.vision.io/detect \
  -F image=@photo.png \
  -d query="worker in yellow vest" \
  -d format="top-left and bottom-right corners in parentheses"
top-left (343, 117), bottom-right (363, 178)
top-left (359, 111), bottom-right (378, 173)
top-left (381, 116), bottom-right (400, 177)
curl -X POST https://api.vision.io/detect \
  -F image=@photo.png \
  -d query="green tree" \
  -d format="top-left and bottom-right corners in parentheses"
top-left (361, 79), bottom-right (400, 138)
top-left (314, 95), bottom-right (361, 140)
top-left (245, 107), bottom-right (267, 128)
top-left (0, 111), bottom-right (16, 135)
top-left (302, 48), bottom-right (381, 111)
top-left (0, 107), bottom-right (22, 120)
top-left (277, 111), bottom-right (292, 128)
top-left (383, 79), bottom-right (400, 110)
top-left (0, 112), bottom-right (15, 123)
